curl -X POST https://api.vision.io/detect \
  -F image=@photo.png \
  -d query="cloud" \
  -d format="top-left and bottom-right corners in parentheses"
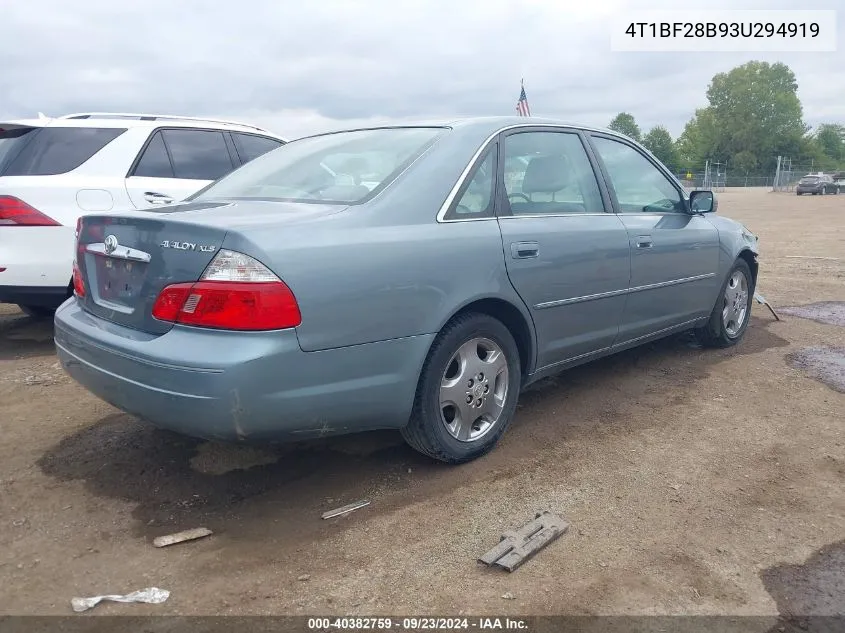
top-left (1, 0), bottom-right (842, 139)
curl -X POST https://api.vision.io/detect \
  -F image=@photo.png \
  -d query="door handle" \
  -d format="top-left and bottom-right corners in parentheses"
top-left (143, 192), bottom-right (174, 205)
top-left (511, 241), bottom-right (540, 259)
top-left (635, 235), bottom-right (653, 249)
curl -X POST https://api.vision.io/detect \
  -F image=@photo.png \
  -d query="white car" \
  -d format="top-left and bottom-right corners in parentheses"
top-left (0, 112), bottom-right (286, 316)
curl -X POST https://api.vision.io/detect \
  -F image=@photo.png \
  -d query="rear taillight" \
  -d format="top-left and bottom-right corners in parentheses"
top-left (72, 261), bottom-right (86, 297)
top-left (152, 250), bottom-right (301, 331)
top-left (0, 196), bottom-right (60, 226)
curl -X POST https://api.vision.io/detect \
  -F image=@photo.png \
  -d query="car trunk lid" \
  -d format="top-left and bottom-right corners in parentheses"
top-left (75, 200), bottom-right (344, 334)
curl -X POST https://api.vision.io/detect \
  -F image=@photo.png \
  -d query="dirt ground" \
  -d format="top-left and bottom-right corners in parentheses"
top-left (0, 188), bottom-right (843, 617)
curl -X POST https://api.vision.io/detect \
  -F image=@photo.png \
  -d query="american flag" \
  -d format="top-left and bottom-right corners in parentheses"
top-left (516, 80), bottom-right (531, 117)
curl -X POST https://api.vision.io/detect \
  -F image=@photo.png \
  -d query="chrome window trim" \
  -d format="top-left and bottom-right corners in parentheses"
top-left (501, 213), bottom-right (614, 219)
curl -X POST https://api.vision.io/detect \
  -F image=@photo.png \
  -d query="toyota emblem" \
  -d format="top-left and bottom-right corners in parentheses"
top-left (104, 234), bottom-right (118, 255)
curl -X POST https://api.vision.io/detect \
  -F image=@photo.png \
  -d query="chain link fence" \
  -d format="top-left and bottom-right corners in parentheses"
top-left (675, 172), bottom-right (774, 190)
top-left (772, 162), bottom-right (844, 192)
top-left (673, 161), bottom-right (845, 192)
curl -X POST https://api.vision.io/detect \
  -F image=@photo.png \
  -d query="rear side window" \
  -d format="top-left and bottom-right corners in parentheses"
top-left (1, 127), bottom-right (126, 176)
top-left (132, 132), bottom-right (174, 178)
top-left (161, 129), bottom-right (234, 181)
top-left (232, 133), bottom-right (284, 164)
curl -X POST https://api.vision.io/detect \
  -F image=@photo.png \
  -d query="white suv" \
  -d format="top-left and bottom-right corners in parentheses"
top-left (0, 112), bottom-right (287, 316)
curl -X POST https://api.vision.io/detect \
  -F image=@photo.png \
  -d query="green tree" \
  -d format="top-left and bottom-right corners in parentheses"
top-left (608, 112), bottom-right (642, 141)
top-left (676, 61), bottom-right (808, 175)
top-left (813, 123), bottom-right (845, 162)
top-left (642, 125), bottom-right (678, 171)
top-left (675, 108), bottom-right (718, 169)
top-left (731, 151), bottom-right (758, 175)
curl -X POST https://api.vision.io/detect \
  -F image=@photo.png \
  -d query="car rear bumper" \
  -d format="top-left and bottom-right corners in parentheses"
top-left (54, 298), bottom-right (434, 441)
top-left (0, 284), bottom-right (69, 307)
top-left (0, 225), bottom-right (75, 303)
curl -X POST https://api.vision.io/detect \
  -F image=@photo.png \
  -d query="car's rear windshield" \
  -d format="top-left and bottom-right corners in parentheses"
top-left (0, 127), bottom-right (37, 172)
top-left (0, 126), bottom-right (126, 176)
top-left (191, 127), bottom-right (446, 205)
top-left (800, 176), bottom-right (819, 183)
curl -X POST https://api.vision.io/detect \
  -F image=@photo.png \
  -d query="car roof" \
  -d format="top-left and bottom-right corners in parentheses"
top-left (297, 115), bottom-right (630, 143)
top-left (1, 113), bottom-right (286, 140)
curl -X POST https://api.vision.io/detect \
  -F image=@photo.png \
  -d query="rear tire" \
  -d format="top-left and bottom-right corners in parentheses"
top-left (401, 313), bottom-right (522, 464)
top-left (18, 304), bottom-right (55, 319)
top-left (695, 259), bottom-right (755, 349)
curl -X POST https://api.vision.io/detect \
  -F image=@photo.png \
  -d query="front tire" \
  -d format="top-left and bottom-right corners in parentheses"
top-left (402, 313), bottom-right (522, 464)
top-left (695, 259), bottom-right (755, 348)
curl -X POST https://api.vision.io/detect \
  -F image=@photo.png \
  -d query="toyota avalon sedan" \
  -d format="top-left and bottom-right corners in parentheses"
top-left (55, 117), bottom-right (760, 464)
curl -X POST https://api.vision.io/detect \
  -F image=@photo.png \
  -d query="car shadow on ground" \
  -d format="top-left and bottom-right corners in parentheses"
top-left (36, 314), bottom-right (790, 545)
top-left (0, 311), bottom-right (55, 361)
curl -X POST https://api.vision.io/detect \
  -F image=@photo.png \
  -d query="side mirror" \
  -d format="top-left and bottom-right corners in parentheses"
top-left (689, 190), bottom-right (716, 214)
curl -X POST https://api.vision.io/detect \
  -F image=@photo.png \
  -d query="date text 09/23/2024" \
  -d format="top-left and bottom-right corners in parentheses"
top-left (307, 617), bottom-right (529, 630)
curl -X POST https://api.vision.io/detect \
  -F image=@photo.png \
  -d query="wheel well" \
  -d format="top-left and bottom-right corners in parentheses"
top-left (737, 249), bottom-right (758, 286)
top-left (451, 298), bottom-right (534, 379)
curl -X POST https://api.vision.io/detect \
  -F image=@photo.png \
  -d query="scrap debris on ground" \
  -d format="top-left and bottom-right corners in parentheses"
top-left (479, 511), bottom-right (569, 572)
top-left (321, 500), bottom-right (370, 519)
top-left (153, 527), bottom-right (213, 548)
top-left (71, 587), bottom-right (170, 613)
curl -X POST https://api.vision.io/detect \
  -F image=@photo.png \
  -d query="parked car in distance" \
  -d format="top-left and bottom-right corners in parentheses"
top-left (0, 112), bottom-right (286, 316)
top-left (832, 172), bottom-right (845, 189)
top-left (795, 173), bottom-right (839, 195)
top-left (55, 117), bottom-right (760, 464)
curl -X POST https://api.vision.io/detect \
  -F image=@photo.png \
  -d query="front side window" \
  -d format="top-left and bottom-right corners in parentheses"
top-left (192, 127), bottom-right (445, 205)
top-left (591, 136), bottom-right (683, 213)
top-left (501, 131), bottom-right (604, 215)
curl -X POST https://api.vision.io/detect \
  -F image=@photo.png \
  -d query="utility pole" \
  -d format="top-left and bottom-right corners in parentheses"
top-left (774, 155), bottom-right (782, 191)
top-left (712, 161), bottom-right (724, 189)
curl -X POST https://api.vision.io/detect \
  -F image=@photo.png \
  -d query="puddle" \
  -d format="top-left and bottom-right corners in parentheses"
top-left (780, 302), bottom-right (845, 327)
top-left (787, 347), bottom-right (845, 393)
top-left (761, 540), bottom-right (845, 618)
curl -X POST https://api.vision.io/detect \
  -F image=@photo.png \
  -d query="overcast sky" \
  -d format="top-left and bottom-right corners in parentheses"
top-left (1, 0), bottom-right (842, 139)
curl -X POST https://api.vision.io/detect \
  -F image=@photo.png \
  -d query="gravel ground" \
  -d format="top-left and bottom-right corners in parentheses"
top-left (0, 188), bottom-right (843, 617)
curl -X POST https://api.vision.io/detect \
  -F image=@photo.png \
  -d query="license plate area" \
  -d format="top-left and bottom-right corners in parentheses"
top-left (91, 254), bottom-right (148, 307)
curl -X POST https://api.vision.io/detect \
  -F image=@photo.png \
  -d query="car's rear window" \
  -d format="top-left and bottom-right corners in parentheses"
top-left (191, 127), bottom-right (446, 205)
top-left (0, 127), bottom-right (37, 172)
top-left (0, 127), bottom-right (127, 176)
top-left (800, 176), bottom-right (819, 183)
